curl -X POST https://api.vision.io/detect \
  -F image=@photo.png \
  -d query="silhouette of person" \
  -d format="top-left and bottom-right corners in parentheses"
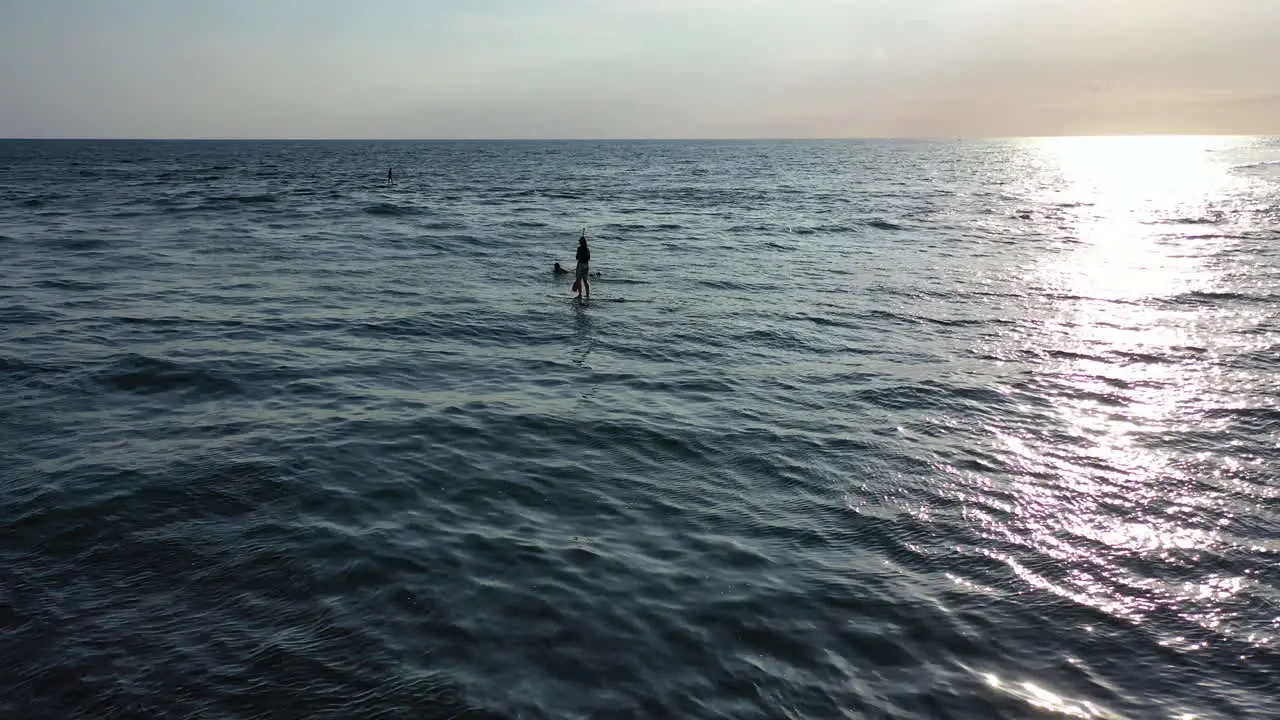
top-left (574, 234), bottom-right (591, 300)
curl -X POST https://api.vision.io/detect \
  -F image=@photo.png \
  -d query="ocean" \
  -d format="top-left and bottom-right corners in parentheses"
top-left (1, 137), bottom-right (1277, 719)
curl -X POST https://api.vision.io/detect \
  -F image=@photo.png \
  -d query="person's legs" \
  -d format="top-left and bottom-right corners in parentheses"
top-left (576, 262), bottom-right (589, 298)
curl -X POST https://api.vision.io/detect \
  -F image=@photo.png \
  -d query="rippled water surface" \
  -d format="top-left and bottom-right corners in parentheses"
top-left (2, 137), bottom-right (1278, 719)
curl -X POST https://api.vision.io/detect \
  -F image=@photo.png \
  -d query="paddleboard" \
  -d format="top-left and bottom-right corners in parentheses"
top-left (545, 295), bottom-right (629, 303)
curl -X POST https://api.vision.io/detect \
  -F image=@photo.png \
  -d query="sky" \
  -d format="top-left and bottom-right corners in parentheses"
top-left (1, 0), bottom-right (1278, 139)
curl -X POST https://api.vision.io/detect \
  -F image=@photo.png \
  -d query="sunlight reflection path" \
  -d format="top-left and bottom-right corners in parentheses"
top-left (957, 136), bottom-right (1273, 716)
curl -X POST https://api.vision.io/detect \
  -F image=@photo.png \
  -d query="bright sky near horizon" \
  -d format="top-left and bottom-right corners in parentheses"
top-left (2, 0), bottom-right (1278, 139)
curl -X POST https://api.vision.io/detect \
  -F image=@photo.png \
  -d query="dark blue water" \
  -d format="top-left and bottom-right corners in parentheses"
top-left (2, 137), bottom-right (1278, 719)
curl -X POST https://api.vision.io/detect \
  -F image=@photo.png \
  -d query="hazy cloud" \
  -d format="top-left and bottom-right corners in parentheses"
top-left (1, 0), bottom-right (1277, 137)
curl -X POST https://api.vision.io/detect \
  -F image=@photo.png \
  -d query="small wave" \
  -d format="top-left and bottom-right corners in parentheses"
top-left (696, 279), bottom-right (782, 292)
top-left (861, 308), bottom-right (919, 326)
top-left (595, 277), bottom-right (651, 285)
top-left (729, 327), bottom-right (814, 353)
top-left (209, 194), bottom-right (278, 205)
top-left (1110, 350), bottom-right (1175, 365)
top-left (33, 278), bottom-right (106, 291)
top-left (1044, 348), bottom-right (1105, 363)
top-left (1149, 215), bottom-right (1223, 226)
top-left (501, 220), bottom-right (548, 229)
top-left (92, 354), bottom-right (244, 398)
top-left (364, 202), bottom-right (422, 217)
top-left (0, 355), bottom-right (67, 379)
top-left (854, 380), bottom-right (1011, 412)
top-left (1225, 350), bottom-right (1280, 373)
top-left (19, 198), bottom-right (46, 208)
top-left (913, 314), bottom-right (988, 328)
top-left (185, 195), bottom-right (280, 213)
top-left (1202, 406), bottom-right (1280, 434)
top-left (813, 223), bottom-right (858, 234)
top-left (1231, 160), bottom-right (1280, 171)
top-left (600, 222), bottom-right (680, 232)
top-left (53, 236), bottom-right (109, 252)
top-left (0, 306), bottom-right (62, 325)
top-left (792, 314), bottom-right (857, 330)
top-left (866, 220), bottom-right (906, 231)
top-left (1160, 290), bottom-right (1277, 307)
top-left (422, 220), bottom-right (468, 231)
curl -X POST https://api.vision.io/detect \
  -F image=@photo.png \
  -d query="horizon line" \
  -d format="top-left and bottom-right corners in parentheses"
top-left (0, 133), bottom-right (1271, 143)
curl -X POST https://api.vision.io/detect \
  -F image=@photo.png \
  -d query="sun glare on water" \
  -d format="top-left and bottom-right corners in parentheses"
top-left (1022, 134), bottom-right (1239, 467)
top-left (966, 135), bottom-right (1265, 717)
top-left (1037, 135), bottom-right (1235, 208)
top-left (1031, 135), bottom-right (1239, 301)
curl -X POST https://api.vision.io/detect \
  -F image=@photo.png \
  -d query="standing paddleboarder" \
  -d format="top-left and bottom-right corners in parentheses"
top-left (573, 230), bottom-right (591, 301)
